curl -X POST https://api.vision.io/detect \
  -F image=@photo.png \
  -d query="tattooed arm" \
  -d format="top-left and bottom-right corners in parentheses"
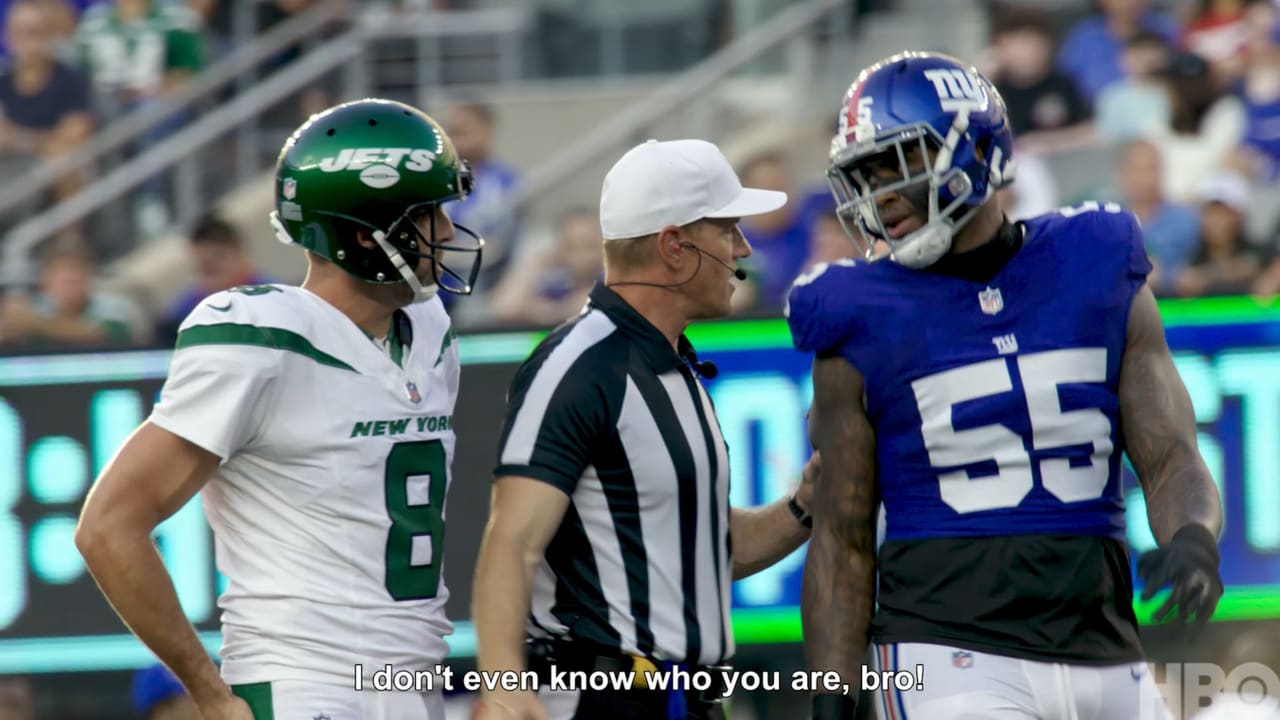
top-left (1121, 284), bottom-right (1224, 623)
top-left (804, 354), bottom-right (878, 698)
top-left (1120, 285), bottom-right (1222, 542)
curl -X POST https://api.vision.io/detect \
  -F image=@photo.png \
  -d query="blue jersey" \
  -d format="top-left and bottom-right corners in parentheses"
top-left (788, 204), bottom-right (1152, 544)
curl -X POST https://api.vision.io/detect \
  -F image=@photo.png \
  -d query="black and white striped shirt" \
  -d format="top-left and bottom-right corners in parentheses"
top-left (494, 283), bottom-right (734, 666)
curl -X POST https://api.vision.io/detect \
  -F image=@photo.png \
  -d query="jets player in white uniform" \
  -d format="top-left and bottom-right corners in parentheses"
top-left (77, 99), bottom-right (485, 720)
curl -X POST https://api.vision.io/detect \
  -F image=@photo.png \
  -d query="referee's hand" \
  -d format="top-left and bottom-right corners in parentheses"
top-left (472, 690), bottom-right (549, 720)
top-left (797, 452), bottom-right (821, 515)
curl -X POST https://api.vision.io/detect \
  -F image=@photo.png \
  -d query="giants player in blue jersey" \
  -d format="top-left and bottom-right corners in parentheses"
top-left (789, 52), bottom-right (1225, 720)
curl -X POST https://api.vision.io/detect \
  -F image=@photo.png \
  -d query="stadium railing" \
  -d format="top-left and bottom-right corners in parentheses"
top-left (0, 1), bottom-right (347, 229)
top-left (0, 4), bottom-right (535, 285)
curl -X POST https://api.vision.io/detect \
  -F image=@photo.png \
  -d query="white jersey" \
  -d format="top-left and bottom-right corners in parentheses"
top-left (149, 284), bottom-right (459, 686)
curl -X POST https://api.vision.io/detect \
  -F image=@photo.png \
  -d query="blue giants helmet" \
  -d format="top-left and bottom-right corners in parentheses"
top-left (828, 52), bottom-right (1015, 268)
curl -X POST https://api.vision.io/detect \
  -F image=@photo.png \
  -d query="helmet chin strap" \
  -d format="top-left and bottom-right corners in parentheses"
top-left (269, 211), bottom-right (295, 246)
top-left (271, 211), bottom-right (439, 301)
top-left (371, 229), bottom-right (438, 302)
top-left (885, 107), bottom-right (977, 270)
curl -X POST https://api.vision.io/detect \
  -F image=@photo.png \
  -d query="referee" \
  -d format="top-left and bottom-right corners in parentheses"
top-left (471, 139), bottom-right (819, 720)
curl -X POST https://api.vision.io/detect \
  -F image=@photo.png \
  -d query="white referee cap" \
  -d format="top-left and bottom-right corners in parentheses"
top-left (598, 139), bottom-right (788, 241)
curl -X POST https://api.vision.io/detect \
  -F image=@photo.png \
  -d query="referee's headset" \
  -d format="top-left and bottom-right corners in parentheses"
top-left (684, 242), bottom-right (749, 281)
top-left (606, 240), bottom-right (738, 379)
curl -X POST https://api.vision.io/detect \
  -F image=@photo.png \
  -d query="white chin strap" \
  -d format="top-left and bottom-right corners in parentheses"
top-left (271, 212), bottom-right (438, 301)
top-left (891, 222), bottom-right (956, 269)
top-left (371, 229), bottom-right (438, 301)
top-left (269, 211), bottom-right (295, 246)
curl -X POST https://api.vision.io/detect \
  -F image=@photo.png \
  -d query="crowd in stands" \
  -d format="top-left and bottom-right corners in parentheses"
top-left (0, 0), bottom-right (1277, 354)
top-left (986, 0), bottom-right (1280, 298)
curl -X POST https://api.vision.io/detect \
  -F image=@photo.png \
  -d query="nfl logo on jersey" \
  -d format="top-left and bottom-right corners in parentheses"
top-left (978, 286), bottom-right (1004, 315)
top-left (952, 651), bottom-right (974, 669)
top-left (405, 381), bottom-right (422, 404)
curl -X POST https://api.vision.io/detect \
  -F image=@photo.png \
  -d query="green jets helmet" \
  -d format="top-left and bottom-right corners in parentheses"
top-left (270, 98), bottom-right (484, 298)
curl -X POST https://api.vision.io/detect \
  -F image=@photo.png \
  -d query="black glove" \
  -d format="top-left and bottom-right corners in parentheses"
top-left (1137, 523), bottom-right (1224, 624)
top-left (812, 692), bottom-right (857, 720)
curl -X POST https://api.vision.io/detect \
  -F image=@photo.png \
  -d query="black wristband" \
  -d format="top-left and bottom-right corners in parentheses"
top-left (789, 494), bottom-right (812, 529)
top-left (812, 692), bottom-right (856, 720)
top-left (1172, 523), bottom-right (1220, 564)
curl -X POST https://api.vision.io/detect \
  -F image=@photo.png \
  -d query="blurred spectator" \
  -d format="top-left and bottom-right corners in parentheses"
top-left (157, 213), bottom-right (274, 343)
top-left (1181, 0), bottom-right (1251, 85)
top-left (998, 150), bottom-right (1059, 221)
top-left (1113, 139), bottom-right (1200, 294)
top-left (1058, 0), bottom-right (1179, 104)
top-left (486, 206), bottom-right (601, 326)
top-left (0, 677), bottom-right (33, 720)
top-left (736, 152), bottom-right (811, 311)
top-left (1228, 4), bottom-right (1280, 235)
top-left (0, 241), bottom-right (146, 348)
top-left (185, 0), bottom-right (229, 60)
top-left (443, 99), bottom-right (520, 291)
top-left (1095, 31), bottom-right (1173, 142)
top-left (1152, 55), bottom-right (1247, 204)
top-left (488, 207), bottom-right (601, 327)
top-left (0, 0), bottom-right (94, 201)
top-left (1239, 4), bottom-right (1280, 169)
top-left (75, 0), bottom-right (204, 119)
top-left (74, 0), bottom-right (205, 238)
top-left (0, 0), bottom-right (89, 57)
top-left (987, 7), bottom-right (1093, 153)
top-left (1177, 171), bottom-right (1266, 296)
top-left (132, 664), bottom-right (199, 720)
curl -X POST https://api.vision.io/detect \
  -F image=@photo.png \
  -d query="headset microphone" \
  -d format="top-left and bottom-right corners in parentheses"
top-left (683, 243), bottom-right (747, 280)
top-left (607, 242), bottom-right (747, 290)
top-left (604, 243), bottom-right (736, 379)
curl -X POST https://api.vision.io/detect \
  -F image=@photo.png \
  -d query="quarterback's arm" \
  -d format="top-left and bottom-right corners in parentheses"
top-left (803, 355), bottom-right (877, 689)
top-left (472, 476), bottom-right (569, 702)
top-left (75, 423), bottom-right (233, 710)
top-left (1120, 285), bottom-right (1222, 542)
top-left (729, 453), bottom-right (817, 579)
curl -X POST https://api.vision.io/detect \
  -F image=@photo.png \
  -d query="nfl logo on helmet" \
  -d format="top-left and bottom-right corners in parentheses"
top-left (978, 286), bottom-right (1003, 315)
top-left (282, 177), bottom-right (297, 200)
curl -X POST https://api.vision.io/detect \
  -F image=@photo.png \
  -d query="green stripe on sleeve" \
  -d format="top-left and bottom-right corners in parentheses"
top-left (175, 323), bottom-right (356, 373)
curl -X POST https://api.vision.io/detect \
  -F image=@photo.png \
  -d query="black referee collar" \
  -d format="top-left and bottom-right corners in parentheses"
top-left (589, 283), bottom-right (689, 374)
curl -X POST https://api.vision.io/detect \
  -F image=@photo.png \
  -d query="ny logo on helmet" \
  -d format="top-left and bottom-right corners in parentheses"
top-left (923, 68), bottom-right (989, 113)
